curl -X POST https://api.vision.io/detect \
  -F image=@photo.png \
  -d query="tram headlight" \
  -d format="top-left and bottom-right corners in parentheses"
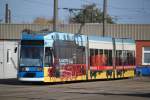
top-left (20, 67), bottom-right (26, 72)
top-left (37, 67), bottom-right (43, 71)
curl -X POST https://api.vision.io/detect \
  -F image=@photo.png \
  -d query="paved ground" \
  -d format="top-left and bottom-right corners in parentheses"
top-left (0, 77), bottom-right (150, 100)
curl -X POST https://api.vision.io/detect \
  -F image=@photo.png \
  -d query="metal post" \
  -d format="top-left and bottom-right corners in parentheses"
top-left (122, 39), bottom-right (125, 77)
top-left (17, 41), bottom-right (20, 79)
top-left (53, 0), bottom-right (58, 32)
top-left (85, 36), bottom-right (89, 80)
top-left (8, 9), bottom-right (11, 23)
top-left (103, 0), bottom-right (107, 36)
top-left (112, 38), bottom-right (116, 79)
top-left (5, 3), bottom-right (9, 23)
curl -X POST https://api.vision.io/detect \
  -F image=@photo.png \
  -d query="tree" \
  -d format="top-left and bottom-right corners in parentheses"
top-left (33, 17), bottom-right (53, 25)
top-left (69, 3), bottom-right (115, 24)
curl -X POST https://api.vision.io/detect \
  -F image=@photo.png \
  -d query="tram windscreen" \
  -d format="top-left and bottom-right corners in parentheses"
top-left (20, 46), bottom-right (44, 66)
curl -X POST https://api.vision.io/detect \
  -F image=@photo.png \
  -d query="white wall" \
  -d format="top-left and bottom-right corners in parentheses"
top-left (0, 42), bottom-right (4, 79)
top-left (0, 40), bottom-right (19, 79)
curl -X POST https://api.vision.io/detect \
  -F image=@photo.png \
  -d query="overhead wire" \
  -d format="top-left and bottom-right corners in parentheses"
top-left (12, 0), bottom-right (53, 22)
top-left (83, 0), bottom-right (150, 22)
top-left (22, 0), bottom-right (53, 7)
top-left (10, 0), bottom-right (150, 23)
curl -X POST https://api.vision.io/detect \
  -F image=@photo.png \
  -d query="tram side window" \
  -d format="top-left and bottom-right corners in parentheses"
top-left (108, 50), bottom-right (112, 66)
top-left (95, 49), bottom-right (98, 55)
top-left (99, 49), bottom-right (103, 55)
top-left (104, 50), bottom-right (108, 66)
top-left (133, 51), bottom-right (135, 65)
top-left (122, 50), bottom-right (127, 65)
top-left (45, 47), bottom-right (53, 67)
top-left (90, 49), bottom-right (95, 66)
top-left (104, 50), bottom-right (112, 66)
top-left (90, 49), bottom-right (112, 66)
top-left (116, 50), bottom-right (135, 66)
top-left (90, 49), bottom-right (95, 56)
top-left (126, 50), bottom-right (135, 65)
top-left (116, 50), bottom-right (122, 66)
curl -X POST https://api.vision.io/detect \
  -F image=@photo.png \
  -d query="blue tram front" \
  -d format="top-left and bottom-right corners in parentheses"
top-left (18, 32), bottom-right (87, 82)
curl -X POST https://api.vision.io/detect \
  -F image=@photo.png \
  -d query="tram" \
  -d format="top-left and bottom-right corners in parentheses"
top-left (18, 31), bottom-right (135, 82)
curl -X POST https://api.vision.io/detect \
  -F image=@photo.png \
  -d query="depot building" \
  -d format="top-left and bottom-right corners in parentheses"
top-left (0, 24), bottom-right (150, 79)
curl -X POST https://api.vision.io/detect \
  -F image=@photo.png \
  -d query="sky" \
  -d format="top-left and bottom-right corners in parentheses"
top-left (0, 0), bottom-right (150, 24)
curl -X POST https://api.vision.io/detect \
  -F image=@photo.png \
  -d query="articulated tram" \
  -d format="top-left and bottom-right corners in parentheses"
top-left (18, 31), bottom-right (135, 82)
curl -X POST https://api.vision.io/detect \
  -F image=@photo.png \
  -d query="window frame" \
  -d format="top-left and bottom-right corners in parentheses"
top-left (142, 47), bottom-right (150, 65)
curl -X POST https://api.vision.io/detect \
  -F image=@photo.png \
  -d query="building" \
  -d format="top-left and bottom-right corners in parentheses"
top-left (136, 41), bottom-right (150, 76)
top-left (0, 41), bottom-right (18, 79)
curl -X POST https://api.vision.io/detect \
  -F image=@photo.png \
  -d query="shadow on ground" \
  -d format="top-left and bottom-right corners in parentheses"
top-left (0, 78), bottom-right (127, 86)
top-left (65, 91), bottom-right (150, 98)
top-left (0, 78), bottom-right (89, 86)
top-left (0, 77), bottom-right (148, 86)
top-left (0, 79), bottom-right (48, 85)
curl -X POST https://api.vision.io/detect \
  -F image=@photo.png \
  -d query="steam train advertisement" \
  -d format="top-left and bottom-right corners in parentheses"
top-left (18, 32), bottom-right (135, 82)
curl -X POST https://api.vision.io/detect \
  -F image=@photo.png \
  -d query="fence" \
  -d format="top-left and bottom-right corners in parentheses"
top-left (0, 23), bottom-right (150, 40)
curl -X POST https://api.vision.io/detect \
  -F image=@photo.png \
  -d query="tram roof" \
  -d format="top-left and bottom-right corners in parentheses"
top-left (88, 35), bottom-right (135, 44)
top-left (21, 31), bottom-right (135, 44)
top-left (21, 32), bottom-right (77, 40)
